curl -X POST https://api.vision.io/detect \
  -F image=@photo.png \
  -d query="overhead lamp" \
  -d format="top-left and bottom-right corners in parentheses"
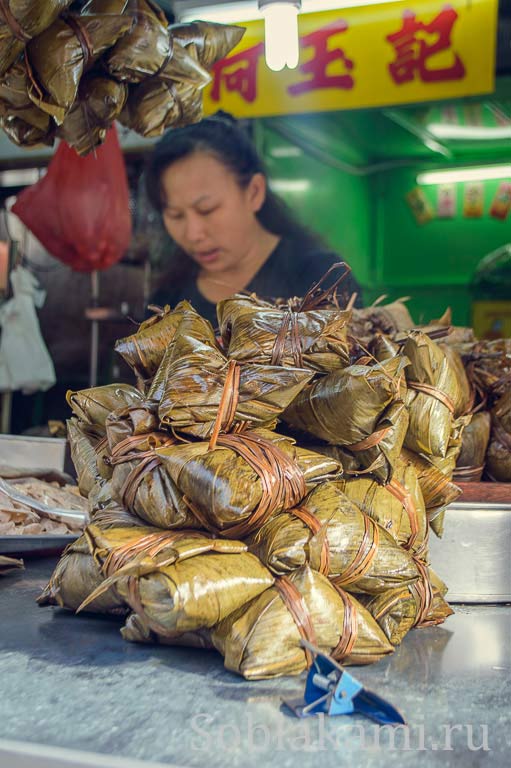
top-left (427, 123), bottom-right (511, 140)
top-left (417, 165), bottom-right (511, 185)
top-left (178, 1), bottom-right (402, 24)
top-left (258, 1), bottom-right (301, 72)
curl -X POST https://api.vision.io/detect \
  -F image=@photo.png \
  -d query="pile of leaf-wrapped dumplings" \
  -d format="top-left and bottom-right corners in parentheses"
top-left (0, 0), bottom-right (244, 154)
top-left (40, 266), bottom-right (477, 680)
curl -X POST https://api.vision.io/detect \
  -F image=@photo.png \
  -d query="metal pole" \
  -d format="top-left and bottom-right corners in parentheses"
top-left (89, 270), bottom-right (99, 388)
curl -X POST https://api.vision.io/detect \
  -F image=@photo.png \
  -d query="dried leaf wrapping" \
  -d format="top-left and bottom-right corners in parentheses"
top-left (454, 411), bottom-right (491, 482)
top-left (66, 384), bottom-right (143, 429)
top-left (463, 339), bottom-right (511, 402)
top-left (486, 391), bottom-right (511, 481)
top-left (57, 74), bottom-right (128, 155)
top-left (401, 447), bottom-right (461, 517)
top-left (118, 76), bottom-right (204, 137)
top-left (282, 356), bottom-right (407, 453)
top-left (403, 332), bottom-right (462, 457)
top-left (357, 566), bottom-right (453, 645)
top-left (26, 12), bottom-right (133, 122)
top-left (107, 550), bottom-right (274, 637)
top-left (0, 0), bottom-right (73, 76)
top-left (246, 481), bottom-right (419, 594)
top-left (212, 567), bottom-right (393, 679)
top-left (105, 0), bottom-right (211, 86)
top-left (67, 418), bottom-right (108, 495)
top-left (107, 434), bottom-right (199, 529)
top-left (440, 343), bottom-right (473, 417)
top-left (114, 301), bottom-right (199, 381)
top-left (349, 299), bottom-right (415, 346)
top-left (159, 429), bottom-right (341, 537)
top-left (311, 399), bottom-right (410, 485)
top-left (217, 293), bottom-right (351, 373)
top-left (337, 457), bottom-right (428, 558)
top-left (0, 108), bottom-right (55, 147)
top-left (37, 534), bottom-right (123, 613)
top-left (158, 320), bottom-right (314, 439)
top-left (105, 401), bottom-right (159, 452)
top-left (170, 20), bottom-right (245, 69)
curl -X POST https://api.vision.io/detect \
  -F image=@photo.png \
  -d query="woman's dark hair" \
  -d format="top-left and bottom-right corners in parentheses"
top-left (145, 113), bottom-right (322, 282)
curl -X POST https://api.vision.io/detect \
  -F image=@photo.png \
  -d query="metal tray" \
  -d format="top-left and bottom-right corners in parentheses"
top-left (0, 535), bottom-right (78, 557)
top-left (429, 501), bottom-right (511, 604)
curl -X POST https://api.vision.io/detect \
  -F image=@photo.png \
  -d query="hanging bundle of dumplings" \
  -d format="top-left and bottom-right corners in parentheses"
top-left (0, 0), bottom-right (245, 152)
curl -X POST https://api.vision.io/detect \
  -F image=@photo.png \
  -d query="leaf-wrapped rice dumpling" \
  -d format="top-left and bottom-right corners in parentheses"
top-left (357, 565), bottom-right (453, 645)
top-left (0, 111), bottom-right (55, 147)
top-left (118, 75), bottom-right (206, 137)
top-left (121, 611), bottom-right (213, 648)
top-left (102, 0), bottom-right (211, 86)
top-left (158, 320), bottom-right (313, 440)
top-left (67, 418), bottom-right (110, 495)
top-left (349, 299), bottom-right (415, 346)
top-left (170, 20), bottom-right (245, 69)
top-left (217, 293), bottom-right (351, 373)
top-left (486, 391), bottom-right (511, 482)
top-left (246, 481), bottom-right (419, 594)
top-left (282, 356), bottom-right (408, 473)
top-left (454, 411), bottom-right (491, 482)
top-left (159, 429), bottom-right (341, 538)
top-left (440, 343), bottom-right (473, 417)
top-left (67, 384), bottom-right (143, 430)
top-left (92, 548), bottom-right (274, 638)
top-left (57, 74), bottom-right (128, 156)
top-left (401, 447), bottom-right (461, 519)
top-left (105, 401), bottom-right (159, 452)
top-left (107, 432), bottom-right (200, 529)
top-left (114, 301), bottom-right (199, 382)
top-left (0, 0), bottom-right (73, 77)
top-left (104, 0), bottom-right (211, 86)
top-left (212, 567), bottom-right (394, 679)
top-left (463, 339), bottom-right (511, 402)
top-left (26, 11), bottom-right (133, 123)
top-left (337, 457), bottom-right (428, 557)
top-left (37, 533), bottom-right (125, 614)
top-left (403, 332), bottom-right (465, 457)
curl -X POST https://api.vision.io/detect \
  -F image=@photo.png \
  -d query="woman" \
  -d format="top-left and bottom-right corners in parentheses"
top-left (146, 113), bottom-right (362, 326)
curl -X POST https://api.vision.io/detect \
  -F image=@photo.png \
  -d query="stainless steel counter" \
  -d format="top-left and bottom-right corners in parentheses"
top-left (0, 558), bottom-right (510, 768)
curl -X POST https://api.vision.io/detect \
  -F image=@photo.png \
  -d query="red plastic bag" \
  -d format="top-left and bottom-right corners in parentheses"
top-left (12, 127), bottom-right (132, 272)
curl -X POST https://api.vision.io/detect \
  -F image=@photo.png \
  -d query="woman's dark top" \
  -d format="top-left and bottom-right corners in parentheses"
top-left (150, 237), bottom-right (363, 327)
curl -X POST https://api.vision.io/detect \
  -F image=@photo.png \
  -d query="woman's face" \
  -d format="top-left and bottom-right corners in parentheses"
top-left (160, 151), bottom-right (266, 273)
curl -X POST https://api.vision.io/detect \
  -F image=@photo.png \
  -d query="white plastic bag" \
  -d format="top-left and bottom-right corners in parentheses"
top-left (0, 266), bottom-right (56, 394)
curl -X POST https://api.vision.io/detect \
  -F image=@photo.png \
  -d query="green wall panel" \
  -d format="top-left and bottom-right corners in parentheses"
top-left (373, 168), bottom-right (511, 323)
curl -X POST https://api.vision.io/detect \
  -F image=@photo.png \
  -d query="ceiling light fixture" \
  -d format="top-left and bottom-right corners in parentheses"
top-left (258, 1), bottom-right (301, 72)
top-left (417, 165), bottom-right (511, 185)
top-left (178, 1), bottom-right (401, 24)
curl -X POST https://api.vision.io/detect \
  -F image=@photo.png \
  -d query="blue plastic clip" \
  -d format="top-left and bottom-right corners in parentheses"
top-left (283, 640), bottom-right (406, 726)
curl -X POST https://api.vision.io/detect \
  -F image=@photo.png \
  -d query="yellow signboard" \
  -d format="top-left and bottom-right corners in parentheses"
top-left (203, 0), bottom-right (497, 118)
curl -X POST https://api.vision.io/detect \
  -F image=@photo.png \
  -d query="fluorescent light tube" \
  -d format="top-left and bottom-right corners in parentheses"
top-left (178, 1), bottom-right (405, 24)
top-left (427, 123), bottom-right (511, 140)
top-left (417, 166), bottom-right (511, 185)
top-left (259, 1), bottom-right (300, 71)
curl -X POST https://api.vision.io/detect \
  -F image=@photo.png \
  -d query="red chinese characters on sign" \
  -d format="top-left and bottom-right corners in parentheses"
top-left (386, 6), bottom-right (466, 85)
top-left (287, 21), bottom-right (355, 96)
top-left (210, 22), bottom-right (355, 104)
top-left (210, 42), bottom-right (264, 103)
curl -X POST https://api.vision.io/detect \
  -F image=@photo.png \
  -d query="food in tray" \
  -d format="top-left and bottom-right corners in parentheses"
top-left (0, 477), bottom-right (87, 535)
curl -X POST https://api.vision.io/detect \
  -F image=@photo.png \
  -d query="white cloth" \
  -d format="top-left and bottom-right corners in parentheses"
top-left (0, 266), bottom-right (56, 394)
